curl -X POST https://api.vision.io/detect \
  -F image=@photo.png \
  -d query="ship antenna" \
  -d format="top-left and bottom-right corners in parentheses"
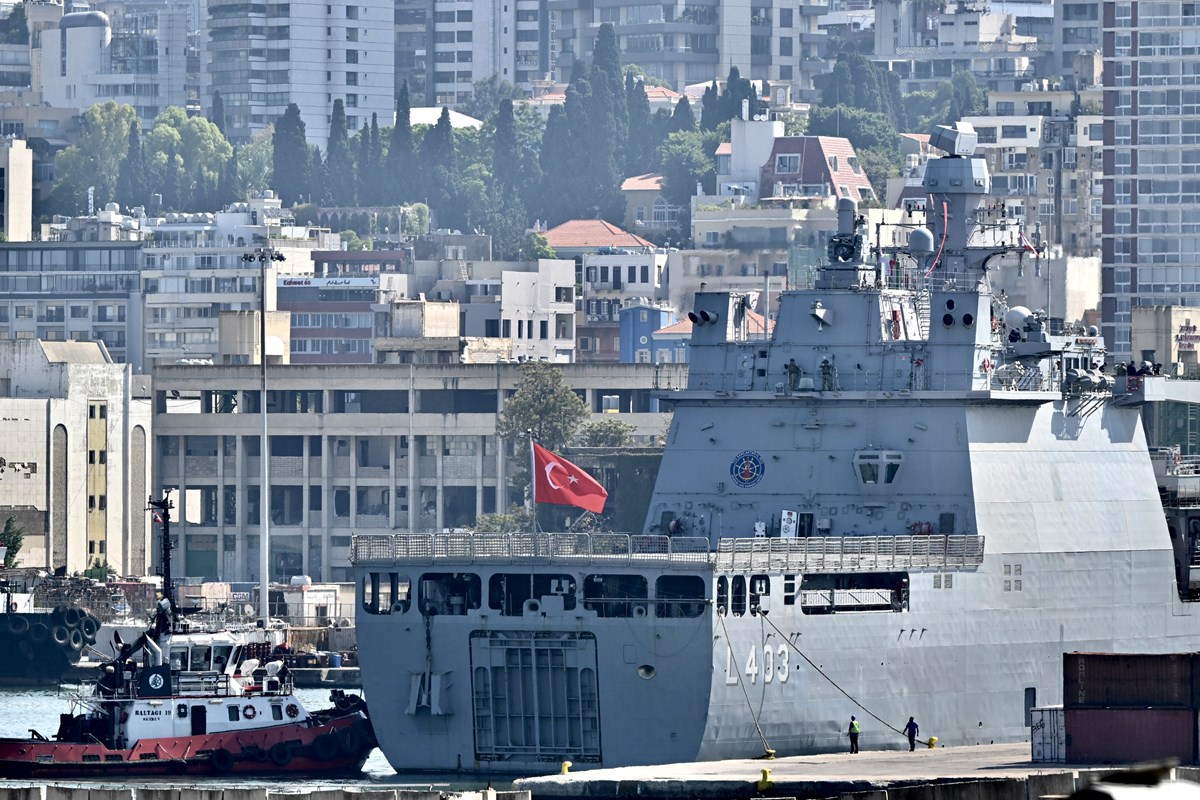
top-left (147, 490), bottom-right (178, 627)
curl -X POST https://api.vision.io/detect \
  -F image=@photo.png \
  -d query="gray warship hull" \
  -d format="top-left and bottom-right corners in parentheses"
top-left (352, 122), bottom-right (1200, 773)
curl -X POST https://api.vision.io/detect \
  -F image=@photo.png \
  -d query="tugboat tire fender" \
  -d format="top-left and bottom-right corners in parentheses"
top-left (269, 742), bottom-right (292, 767)
top-left (29, 623), bottom-right (48, 643)
top-left (338, 725), bottom-right (365, 756)
top-left (51, 606), bottom-right (68, 624)
top-left (7, 614), bottom-right (28, 635)
top-left (51, 625), bottom-right (70, 646)
top-left (209, 748), bottom-right (235, 773)
top-left (67, 629), bottom-right (84, 651)
top-left (80, 616), bottom-right (99, 640)
top-left (63, 607), bottom-right (83, 628)
top-left (312, 733), bottom-right (339, 761)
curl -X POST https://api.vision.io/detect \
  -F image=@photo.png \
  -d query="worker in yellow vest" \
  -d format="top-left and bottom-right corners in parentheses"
top-left (847, 716), bottom-right (861, 753)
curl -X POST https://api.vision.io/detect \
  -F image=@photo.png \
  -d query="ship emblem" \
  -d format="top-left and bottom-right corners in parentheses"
top-left (730, 450), bottom-right (766, 488)
top-left (148, 673), bottom-right (164, 690)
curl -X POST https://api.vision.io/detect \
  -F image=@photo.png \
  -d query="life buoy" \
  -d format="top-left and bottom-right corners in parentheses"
top-left (7, 602), bottom-right (16, 613)
top-left (242, 704), bottom-right (257, 719)
top-left (285, 704), bottom-right (299, 718)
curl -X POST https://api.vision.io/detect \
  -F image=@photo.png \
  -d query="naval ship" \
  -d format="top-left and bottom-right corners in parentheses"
top-left (351, 122), bottom-right (1200, 773)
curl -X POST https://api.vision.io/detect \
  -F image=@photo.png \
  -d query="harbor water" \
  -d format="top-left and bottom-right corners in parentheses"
top-left (0, 685), bottom-right (507, 789)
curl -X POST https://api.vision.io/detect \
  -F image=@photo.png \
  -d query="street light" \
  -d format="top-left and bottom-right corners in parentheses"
top-left (240, 247), bottom-right (285, 626)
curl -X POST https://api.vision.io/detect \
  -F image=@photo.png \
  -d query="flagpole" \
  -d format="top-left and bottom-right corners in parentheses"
top-left (528, 430), bottom-right (537, 532)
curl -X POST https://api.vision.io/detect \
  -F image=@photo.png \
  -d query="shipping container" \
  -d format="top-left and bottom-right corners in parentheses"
top-left (1031, 705), bottom-right (1066, 763)
top-left (1065, 707), bottom-right (1196, 765)
top-left (1064, 652), bottom-right (1197, 709)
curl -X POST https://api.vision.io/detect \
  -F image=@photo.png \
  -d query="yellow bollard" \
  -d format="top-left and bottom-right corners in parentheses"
top-left (561, 760), bottom-right (573, 774)
top-left (927, 736), bottom-right (938, 748)
top-left (756, 768), bottom-right (774, 791)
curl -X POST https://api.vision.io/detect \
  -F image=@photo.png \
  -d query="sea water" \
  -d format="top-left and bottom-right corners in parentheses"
top-left (0, 685), bottom-right (510, 789)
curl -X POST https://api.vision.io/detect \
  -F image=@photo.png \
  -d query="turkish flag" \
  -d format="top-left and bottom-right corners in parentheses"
top-left (532, 442), bottom-right (608, 514)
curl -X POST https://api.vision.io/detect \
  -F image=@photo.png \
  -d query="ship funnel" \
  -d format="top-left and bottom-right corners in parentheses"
top-left (837, 198), bottom-right (858, 235)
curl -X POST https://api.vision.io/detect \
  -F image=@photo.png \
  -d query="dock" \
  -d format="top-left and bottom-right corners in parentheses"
top-left (515, 743), bottom-right (1200, 800)
top-left (0, 787), bottom-right (528, 800)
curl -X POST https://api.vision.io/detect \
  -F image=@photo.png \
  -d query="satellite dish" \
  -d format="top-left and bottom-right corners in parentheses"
top-left (243, 603), bottom-right (255, 616)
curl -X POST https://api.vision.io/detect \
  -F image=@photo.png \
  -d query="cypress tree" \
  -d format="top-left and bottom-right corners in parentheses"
top-left (492, 98), bottom-right (520, 196)
top-left (386, 82), bottom-right (415, 203)
top-left (368, 113), bottom-right (382, 204)
top-left (418, 107), bottom-right (456, 216)
top-left (538, 104), bottom-right (574, 225)
top-left (326, 99), bottom-right (356, 205)
top-left (586, 76), bottom-right (624, 223)
top-left (625, 73), bottom-right (653, 175)
top-left (271, 103), bottom-right (308, 206)
top-left (115, 121), bottom-right (147, 211)
top-left (355, 120), bottom-right (371, 205)
top-left (209, 89), bottom-right (226, 136)
top-left (218, 146), bottom-right (239, 207)
top-left (307, 145), bottom-right (326, 205)
top-left (700, 81), bottom-right (721, 131)
top-left (668, 96), bottom-right (696, 132)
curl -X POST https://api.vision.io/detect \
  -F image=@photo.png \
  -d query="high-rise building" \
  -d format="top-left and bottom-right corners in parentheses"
top-left (425, 0), bottom-right (548, 107)
top-left (549, 0), bottom-right (827, 98)
top-left (204, 0), bottom-right (395, 145)
top-left (1100, 0), bottom-right (1197, 362)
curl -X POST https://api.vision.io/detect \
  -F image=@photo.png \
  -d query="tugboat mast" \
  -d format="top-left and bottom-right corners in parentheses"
top-left (147, 490), bottom-right (177, 627)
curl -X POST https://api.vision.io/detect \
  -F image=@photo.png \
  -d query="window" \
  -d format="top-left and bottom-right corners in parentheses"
top-left (776, 154), bottom-right (799, 173)
top-left (1001, 125), bottom-right (1026, 139)
top-left (345, 50), bottom-right (358, 63)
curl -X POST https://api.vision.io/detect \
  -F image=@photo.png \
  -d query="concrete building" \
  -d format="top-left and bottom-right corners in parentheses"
top-left (0, 339), bottom-right (152, 575)
top-left (203, 0), bottom-right (394, 145)
top-left (152, 361), bottom-right (684, 581)
top-left (579, 250), bottom-right (668, 362)
top-left (548, 0), bottom-right (828, 99)
top-left (1132, 305), bottom-right (1200, 375)
top-left (39, 4), bottom-right (192, 128)
top-left (618, 301), bottom-right (675, 363)
top-left (425, 0), bottom-right (547, 107)
top-left (0, 137), bottom-right (32, 242)
top-left (1100, 0), bottom-right (1200, 363)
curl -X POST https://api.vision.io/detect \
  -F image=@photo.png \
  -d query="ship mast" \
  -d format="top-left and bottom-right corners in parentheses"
top-left (147, 490), bottom-right (178, 626)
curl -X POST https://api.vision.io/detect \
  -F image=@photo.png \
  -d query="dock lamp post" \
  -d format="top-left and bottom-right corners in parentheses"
top-left (241, 247), bottom-right (286, 626)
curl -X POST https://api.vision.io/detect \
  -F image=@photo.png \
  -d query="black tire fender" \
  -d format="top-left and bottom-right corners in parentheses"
top-left (209, 748), bottom-right (235, 773)
top-left (80, 616), bottom-right (99, 640)
top-left (67, 629), bottom-right (84, 651)
top-left (29, 623), bottom-right (48, 643)
top-left (312, 733), bottom-right (339, 761)
top-left (8, 615), bottom-right (29, 635)
top-left (337, 725), bottom-right (364, 756)
top-left (51, 625), bottom-right (70, 646)
top-left (269, 742), bottom-right (292, 767)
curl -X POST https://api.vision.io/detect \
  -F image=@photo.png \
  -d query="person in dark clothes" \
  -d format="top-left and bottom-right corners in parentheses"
top-left (904, 717), bottom-right (919, 751)
top-left (848, 716), bottom-right (860, 753)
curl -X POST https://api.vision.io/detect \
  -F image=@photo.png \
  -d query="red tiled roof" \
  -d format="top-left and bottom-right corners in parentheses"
top-left (621, 173), bottom-right (666, 192)
top-left (759, 135), bottom-right (877, 202)
top-left (644, 85), bottom-right (685, 101)
top-left (543, 219), bottom-right (655, 250)
top-left (715, 142), bottom-right (733, 156)
top-left (655, 309), bottom-right (773, 336)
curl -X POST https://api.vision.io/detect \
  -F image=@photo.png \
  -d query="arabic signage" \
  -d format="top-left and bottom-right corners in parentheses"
top-left (278, 277), bottom-right (379, 288)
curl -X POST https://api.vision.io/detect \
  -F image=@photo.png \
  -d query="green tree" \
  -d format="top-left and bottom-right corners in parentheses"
top-left (271, 104), bottom-right (309, 206)
top-left (401, 202), bottom-right (429, 236)
top-left (584, 76), bottom-right (624, 222)
top-left (949, 70), bottom-right (986, 122)
top-left (668, 96), bottom-right (696, 133)
top-left (143, 107), bottom-right (232, 210)
top-left (386, 82), bottom-right (415, 203)
top-left (576, 418), bottom-right (635, 447)
top-left (472, 504), bottom-right (534, 533)
top-left (354, 119), bottom-right (372, 205)
top-left (49, 101), bottom-right (139, 214)
top-left (339, 229), bottom-right (366, 250)
top-left (217, 146), bottom-right (239, 207)
top-left (522, 230), bottom-right (555, 259)
top-left (537, 104), bottom-right (574, 224)
top-left (236, 127), bottom-right (273, 197)
top-left (718, 66), bottom-right (761, 124)
top-left (209, 89), bottom-right (226, 136)
top-left (0, 516), bottom-right (22, 568)
top-left (658, 130), bottom-right (716, 244)
top-left (418, 107), bottom-right (457, 221)
top-left (460, 75), bottom-right (523, 121)
top-left (492, 98), bottom-right (520, 196)
top-left (625, 73), bottom-right (654, 175)
top-left (497, 361), bottom-right (589, 454)
top-left (700, 81), bottom-right (721, 131)
top-left (325, 99), bottom-right (356, 205)
top-left (0, 4), bottom-right (27, 45)
top-left (115, 121), bottom-right (148, 211)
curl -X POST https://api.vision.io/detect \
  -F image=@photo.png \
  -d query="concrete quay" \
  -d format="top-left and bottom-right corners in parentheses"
top-left (514, 743), bottom-right (1195, 800)
top-left (0, 787), bottom-right (528, 800)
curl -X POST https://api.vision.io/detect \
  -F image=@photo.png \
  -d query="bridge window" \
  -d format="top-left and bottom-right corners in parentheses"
top-left (361, 571), bottom-right (410, 614)
top-left (749, 574), bottom-right (769, 611)
top-left (655, 575), bottom-right (706, 618)
top-left (854, 450), bottom-right (903, 485)
top-left (419, 573), bottom-right (481, 615)
top-left (489, 573), bottom-right (577, 615)
top-left (583, 574), bottom-right (648, 618)
top-left (716, 575), bottom-right (729, 614)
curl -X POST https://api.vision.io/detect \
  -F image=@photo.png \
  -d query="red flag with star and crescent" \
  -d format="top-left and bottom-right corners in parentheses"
top-left (532, 442), bottom-right (608, 514)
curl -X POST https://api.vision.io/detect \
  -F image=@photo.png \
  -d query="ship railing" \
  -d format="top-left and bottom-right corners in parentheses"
top-left (715, 534), bottom-right (985, 572)
top-left (351, 532), bottom-right (714, 566)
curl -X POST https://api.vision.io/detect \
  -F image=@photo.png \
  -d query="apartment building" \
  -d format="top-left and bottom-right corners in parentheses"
top-left (152, 361), bottom-right (683, 581)
top-left (203, 0), bottom-right (394, 145)
top-left (549, 0), bottom-right (828, 98)
top-left (0, 339), bottom-right (152, 575)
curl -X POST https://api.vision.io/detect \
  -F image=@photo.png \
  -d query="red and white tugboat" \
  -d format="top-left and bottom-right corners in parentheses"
top-left (0, 492), bottom-right (376, 778)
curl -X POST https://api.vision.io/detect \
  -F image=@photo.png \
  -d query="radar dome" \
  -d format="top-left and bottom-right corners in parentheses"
top-left (908, 228), bottom-right (935, 257)
top-left (1087, 325), bottom-right (1099, 337)
top-left (1005, 306), bottom-right (1032, 330)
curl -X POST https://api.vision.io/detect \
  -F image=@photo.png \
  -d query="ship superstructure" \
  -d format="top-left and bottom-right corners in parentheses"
top-left (352, 123), bottom-right (1200, 773)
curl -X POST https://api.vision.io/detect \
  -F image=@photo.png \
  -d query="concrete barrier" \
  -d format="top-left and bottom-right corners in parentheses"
top-left (222, 789), bottom-right (269, 800)
top-left (0, 786), bottom-right (43, 800)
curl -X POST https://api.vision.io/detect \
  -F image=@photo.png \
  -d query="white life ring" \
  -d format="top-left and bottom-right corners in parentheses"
top-left (242, 704), bottom-right (257, 719)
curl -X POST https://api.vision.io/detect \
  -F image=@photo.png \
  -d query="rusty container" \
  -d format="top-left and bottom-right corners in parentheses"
top-left (1065, 707), bottom-right (1196, 764)
top-left (1064, 652), bottom-right (1196, 709)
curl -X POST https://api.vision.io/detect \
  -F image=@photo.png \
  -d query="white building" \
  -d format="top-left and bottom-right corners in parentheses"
top-left (0, 137), bottom-right (32, 242)
top-left (203, 0), bottom-right (394, 145)
top-left (427, 0), bottom-right (547, 107)
top-left (153, 362), bottom-right (682, 581)
top-left (0, 339), bottom-right (152, 575)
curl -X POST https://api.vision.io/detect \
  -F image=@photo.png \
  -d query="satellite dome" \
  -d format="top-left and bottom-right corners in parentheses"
top-left (1005, 306), bottom-right (1032, 331)
top-left (60, 10), bottom-right (109, 28)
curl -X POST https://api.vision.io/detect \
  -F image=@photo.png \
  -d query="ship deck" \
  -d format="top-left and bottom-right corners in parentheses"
top-left (514, 742), bottom-right (1172, 800)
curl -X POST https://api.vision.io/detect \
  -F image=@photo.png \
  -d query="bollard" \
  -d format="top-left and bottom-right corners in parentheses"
top-left (927, 736), bottom-right (938, 748)
top-left (560, 760), bottom-right (572, 775)
top-left (756, 768), bottom-right (774, 791)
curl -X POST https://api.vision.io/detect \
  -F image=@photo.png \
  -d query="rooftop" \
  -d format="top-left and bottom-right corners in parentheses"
top-left (543, 220), bottom-right (655, 251)
top-left (408, 107), bottom-right (483, 130)
top-left (621, 173), bottom-right (666, 192)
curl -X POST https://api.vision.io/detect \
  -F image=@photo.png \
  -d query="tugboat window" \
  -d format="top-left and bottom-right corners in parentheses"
top-left (227, 705), bottom-right (240, 722)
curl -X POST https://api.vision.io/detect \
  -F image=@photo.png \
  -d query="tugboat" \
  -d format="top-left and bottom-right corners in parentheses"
top-left (0, 491), bottom-right (376, 778)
